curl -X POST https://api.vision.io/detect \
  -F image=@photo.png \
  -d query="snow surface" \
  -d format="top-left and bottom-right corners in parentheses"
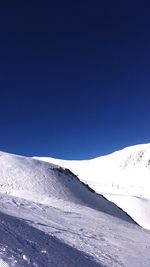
top-left (0, 192), bottom-right (150, 267)
top-left (35, 143), bottom-right (150, 229)
top-left (0, 147), bottom-right (150, 266)
top-left (0, 151), bottom-right (133, 221)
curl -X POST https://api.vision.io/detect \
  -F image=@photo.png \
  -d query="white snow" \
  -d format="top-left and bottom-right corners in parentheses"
top-left (0, 145), bottom-right (150, 266)
top-left (0, 151), bottom-right (132, 222)
top-left (0, 192), bottom-right (150, 267)
top-left (35, 143), bottom-right (150, 229)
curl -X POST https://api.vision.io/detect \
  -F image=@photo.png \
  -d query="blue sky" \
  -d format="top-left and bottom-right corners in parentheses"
top-left (0, 0), bottom-right (150, 159)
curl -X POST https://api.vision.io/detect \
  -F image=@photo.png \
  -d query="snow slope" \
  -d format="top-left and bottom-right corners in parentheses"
top-left (0, 151), bottom-right (133, 222)
top-left (0, 192), bottom-right (150, 267)
top-left (0, 149), bottom-right (150, 266)
top-left (35, 143), bottom-right (150, 229)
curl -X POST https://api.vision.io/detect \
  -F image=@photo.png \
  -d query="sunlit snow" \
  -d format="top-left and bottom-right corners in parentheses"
top-left (36, 143), bottom-right (150, 229)
top-left (0, 144), bottom-right (150, 266)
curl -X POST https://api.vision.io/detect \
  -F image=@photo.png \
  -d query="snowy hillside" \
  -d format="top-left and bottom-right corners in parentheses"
top-left (35, 143), bottom-right (150, 230)
top-left (0, 149), bottom-right (150, 266)
top-left (0, 151), bottom-right (132, 221)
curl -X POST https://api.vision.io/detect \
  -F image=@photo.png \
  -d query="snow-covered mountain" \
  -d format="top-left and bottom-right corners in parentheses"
top-left (0, 151), bottom-right (131, 221)
top-left (0, 146), bottom-right (150, 266)
top-left (35, 143), bottom-right (150, 230)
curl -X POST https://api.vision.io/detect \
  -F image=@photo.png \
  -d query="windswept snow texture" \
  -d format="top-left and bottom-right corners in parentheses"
top-left (0, 150), bottom-right (150, 266)
top-left (0, 199), bottom-right (102, 267)
top-left (0, 193), bottom-right (150, 267)
top-left (36, 143), bottom-right (150, 230)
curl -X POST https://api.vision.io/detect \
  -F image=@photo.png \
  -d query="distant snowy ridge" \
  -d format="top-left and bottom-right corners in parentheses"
top-left (35, 143), bottom-right (150, 229)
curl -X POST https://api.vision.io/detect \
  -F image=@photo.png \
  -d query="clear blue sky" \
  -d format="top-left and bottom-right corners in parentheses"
top-left (0, 0), bottom-right (150, 159)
